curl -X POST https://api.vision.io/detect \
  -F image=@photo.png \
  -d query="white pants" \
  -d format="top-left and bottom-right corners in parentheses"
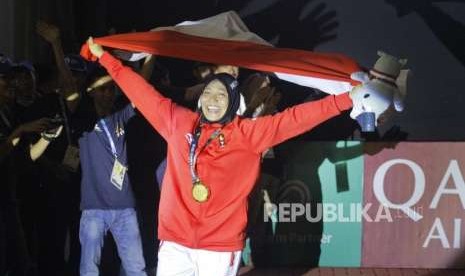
top-left (156, 241), bottom-right (242, 276)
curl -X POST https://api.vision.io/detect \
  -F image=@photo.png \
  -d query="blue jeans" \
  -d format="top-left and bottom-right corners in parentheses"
top-left (79, 208), bottom-right (147, 276)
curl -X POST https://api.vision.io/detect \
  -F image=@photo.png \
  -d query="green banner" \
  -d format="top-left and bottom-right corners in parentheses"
top-left (276, 140), bottom-right (364, 267)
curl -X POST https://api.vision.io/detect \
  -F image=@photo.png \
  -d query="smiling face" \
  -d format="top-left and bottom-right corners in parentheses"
top-left (200, 79), bottom-right (229, 122)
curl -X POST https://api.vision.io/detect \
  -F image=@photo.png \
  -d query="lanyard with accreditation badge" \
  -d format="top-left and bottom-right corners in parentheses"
top-left (59, 96), bottom-right (81, 172)
top-left (99, 118), bottom-right (126, 190)
top-left (189, 124), bottom-right (223, 203)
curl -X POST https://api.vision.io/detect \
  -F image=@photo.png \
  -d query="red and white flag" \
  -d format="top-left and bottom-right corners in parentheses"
top-left (81, 11), bottom-right (362, 94)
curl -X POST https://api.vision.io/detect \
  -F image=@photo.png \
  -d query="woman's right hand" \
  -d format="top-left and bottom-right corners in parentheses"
top-left (87, 37), bottom-right (104, 59)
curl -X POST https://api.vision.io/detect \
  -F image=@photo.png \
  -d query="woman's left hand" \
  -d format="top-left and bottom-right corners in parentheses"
top-left (87, 37), bottom-right (104, 59)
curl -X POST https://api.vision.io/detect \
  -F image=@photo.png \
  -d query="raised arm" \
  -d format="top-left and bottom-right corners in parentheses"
top-left (139, 54), bottom-right (156, 81)
top-left (87, 37), bottom-right (193, 139)
top-left (240, 93), bottom-right (353, 153)
top-left (130, 54), bottom-right (157, 108)
top-left (36, 21), bottom-right (80, 111)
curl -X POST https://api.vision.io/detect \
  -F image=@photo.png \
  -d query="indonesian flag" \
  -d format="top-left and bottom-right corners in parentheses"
top-left (81, 11), bottom-right (362, 94)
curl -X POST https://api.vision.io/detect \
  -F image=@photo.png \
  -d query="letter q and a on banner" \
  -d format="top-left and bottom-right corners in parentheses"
top-left (362, 142), bottom-right (465, 268)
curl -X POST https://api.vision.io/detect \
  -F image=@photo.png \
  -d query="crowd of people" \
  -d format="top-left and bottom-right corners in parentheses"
top-left (0, 20), bottom-right (403, 276)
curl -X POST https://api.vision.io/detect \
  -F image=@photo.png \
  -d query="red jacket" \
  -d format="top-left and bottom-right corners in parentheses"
top-left (100, 52), bottom-right (353, 251)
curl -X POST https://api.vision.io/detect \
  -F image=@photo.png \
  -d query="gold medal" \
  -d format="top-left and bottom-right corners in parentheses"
top-left (192, 181), bottom-right (210, 203)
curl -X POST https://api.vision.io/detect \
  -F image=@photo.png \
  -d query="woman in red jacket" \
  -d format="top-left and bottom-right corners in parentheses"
top-left (87, 38), bottom-right (354, 276)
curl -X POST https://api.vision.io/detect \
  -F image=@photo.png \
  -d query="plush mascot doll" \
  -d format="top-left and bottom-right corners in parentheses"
top-left (350, 51), bottom-right (409, 132)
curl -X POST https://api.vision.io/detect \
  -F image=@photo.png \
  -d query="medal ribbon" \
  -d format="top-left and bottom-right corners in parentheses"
top-left (99, 119), bottom-right (118, 159)
top-left (188, 124), bottom-right (222, 184)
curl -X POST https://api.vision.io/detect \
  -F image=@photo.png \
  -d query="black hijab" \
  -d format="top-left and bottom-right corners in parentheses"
top-left (200, 73), bottom-right (240, 125)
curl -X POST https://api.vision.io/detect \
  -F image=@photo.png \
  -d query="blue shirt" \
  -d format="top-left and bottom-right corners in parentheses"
top-left (79, 104), bottom-right (136, 210)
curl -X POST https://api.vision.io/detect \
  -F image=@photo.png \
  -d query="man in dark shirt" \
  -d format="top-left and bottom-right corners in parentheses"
top-left (78, 71), bottom-right (146, 276)
top-left (0, 63), bottom-right (63, 276)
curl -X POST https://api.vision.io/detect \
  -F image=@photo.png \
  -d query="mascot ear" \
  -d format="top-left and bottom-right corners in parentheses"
top-left (399, 58), bottom-right (408, 66)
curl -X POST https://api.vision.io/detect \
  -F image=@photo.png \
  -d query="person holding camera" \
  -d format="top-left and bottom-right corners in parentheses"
top-left (0, 64), bottom-right (63, 276)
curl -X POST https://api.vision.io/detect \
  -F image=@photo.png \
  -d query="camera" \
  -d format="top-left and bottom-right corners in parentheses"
top-left (44, 114), bottom-right (64, 134)
top-left (49, 115), bottom-right (64, 126)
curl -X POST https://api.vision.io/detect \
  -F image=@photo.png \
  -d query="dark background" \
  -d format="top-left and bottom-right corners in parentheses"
top-left (2, 0), bottom-right (465, 273)
top-left (1, 0), bottom-right (464, 140)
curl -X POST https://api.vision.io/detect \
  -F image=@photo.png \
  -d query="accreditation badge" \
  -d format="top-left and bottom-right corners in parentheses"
top-left (192, 181), bottom-right (210, 203)
top-left (111, 159), bottom-right (127, 190)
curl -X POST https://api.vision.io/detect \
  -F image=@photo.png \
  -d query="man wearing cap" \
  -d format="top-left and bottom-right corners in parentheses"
top-left (0, 56), bottom-right (64, 276)
top-left (77, 68), bottom-right (147, 276)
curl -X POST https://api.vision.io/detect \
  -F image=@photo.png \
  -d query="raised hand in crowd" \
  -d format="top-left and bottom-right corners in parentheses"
top-left (36, 20), bottom-right (60, 44)
top-left (242, 73), bottom-right (281, 117)
top-left (241, 73), bottom-right (269, 105)
top-left (259, 87), bottom-right (281, 116)
top-left (37, 20), bottom-right (80, 109)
